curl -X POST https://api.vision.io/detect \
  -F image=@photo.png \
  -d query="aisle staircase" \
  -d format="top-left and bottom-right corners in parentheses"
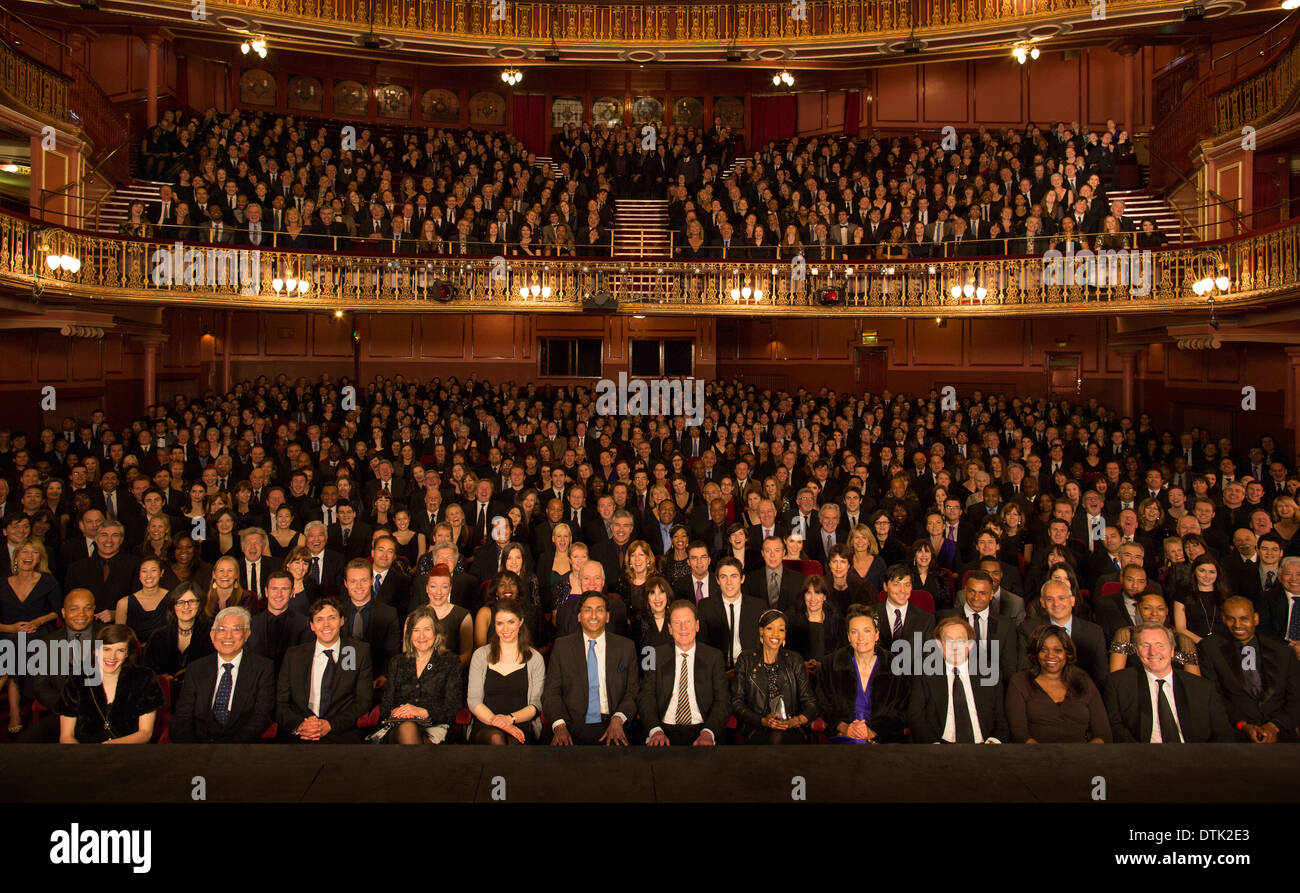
top-left (612, 199), bottom-right (671, 258)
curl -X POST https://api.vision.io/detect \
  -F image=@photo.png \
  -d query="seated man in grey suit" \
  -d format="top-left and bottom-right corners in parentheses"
top-left (1019, 579), bottom-right (1109, 688)
top-left (543, 591), bottom-right (639, 745)
top-left (276, 597), bottom-right (373, 742)
top-left (169, 606), bottom-right (276, 743)
top-left (1103, 621), bottom-right (1233, 743)
top-left (641, 600), bottom-right (729, 746)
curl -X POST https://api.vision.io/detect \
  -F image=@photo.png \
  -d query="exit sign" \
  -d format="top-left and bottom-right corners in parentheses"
top-left (861, 331), bottom-right (878, 345)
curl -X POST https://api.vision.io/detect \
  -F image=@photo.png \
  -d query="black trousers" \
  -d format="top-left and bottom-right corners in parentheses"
top-left (564, 715), bottom-right (612, 745)
top-left (660, 723), bottom-right (707, 746)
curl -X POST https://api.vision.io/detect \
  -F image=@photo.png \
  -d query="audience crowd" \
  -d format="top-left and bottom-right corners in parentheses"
top-left (126, 106), bottom-right (1167, 262)
top-left (2, 376), bottom-right (1297, 745)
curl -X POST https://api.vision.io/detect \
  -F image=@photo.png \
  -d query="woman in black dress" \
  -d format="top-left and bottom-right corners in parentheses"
top-left (143, 582), bottom-right (214, 697)
top-left (424, 565), bottom-right (472, 668)
top-left (731, 610), bottom-right (820, 744)
top-left (114, 556), bottom-right (169, 644)
top-left (786, 575), bottom-right (846, 676)
top-left (631, 575), bottom-right (674, 659)
top-left (823, 545), bottom-right (867, 617)
top-left (467, 599), bottom-right (545, 744)
top-left (373, 606), bottom-right (464, 745)
top-left (390, 509), bottom-right (422, 571)
top-left (0, 539), bottom-right (62, 733)
top-left (1173, 555), bottom-right (1231, 646)
top-left (58, 625), bottom-right (164, 744)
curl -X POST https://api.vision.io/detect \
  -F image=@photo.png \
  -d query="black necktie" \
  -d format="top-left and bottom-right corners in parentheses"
top-left (1240, 644), bottom-right (1262, 698)
top-left (318, 648), bottom-right (335, 715)
top-left (971, 613), bottom-right (982, 641)
top-left (248, 563), bottom-right (258, 598)
top-left (952, 669), bottom-right (975, 743)
top-left (727, 603), bottom-right (737, 669)
top-left (1156, 678), bottom-right (1182, 743)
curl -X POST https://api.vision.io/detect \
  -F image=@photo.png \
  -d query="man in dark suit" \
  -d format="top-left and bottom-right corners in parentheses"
top-left (463, 479), bottom-right (508, 551)
top-left (369, 536), bottom-right (412, 621)
top-left (699, 558), bottom-right (763, 672)
top-left (363, 460), bottom-right (408, 507)
top-left (1093, 562), bottom-right (1152, 642)
top-left (302, 522), bottom-right (345, 594)
top-left (939, 571), bottom-right (1020, 686)
top-left (908, 616), bottom-right (1011, 743)
top-left (18, 589), bottom-right (101, 742)
top-left (1103, 622), bottom-right (1233, 742)
top-left (169, 605), bottom-right (276, 743)
top-left (543, 591), bottom-right (639, 745)
top-left (339, 558), bottom-right (401, 689)
top-left (743, 536), bottom-right (804, 611)
top-left (64, 521), bottom-right (140, 622)
top-left (326, 501), bottom-right (372, 561)
top-left (745, 500), bottom-right (790, 547)
top-left (552, 562), bottom-right (630, 638)
top-left (247, 571), bottom-right (312, 673)
top-left (236, 527), bottom-right (282, 607)
top-left (1200, 596), bottom-right (1300, 742)
top-left (1018, 579), bottom-right (1109, 688)
top-left (875, 564), bottom-right (936, 651)
top-left (57, 508), bottom-right (103, 583)
top-left (641, 600), bottom-right (730, 746)
top-left (673, 543), bottom-right (721, 604)
top-left (276, 597), bottom-right (374, 743)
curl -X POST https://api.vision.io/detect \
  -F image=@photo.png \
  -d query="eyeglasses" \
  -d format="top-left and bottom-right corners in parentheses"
top-left (175, 598), bottom-right (201, 607)
top-left (214, 625), bottom-right (248, 635)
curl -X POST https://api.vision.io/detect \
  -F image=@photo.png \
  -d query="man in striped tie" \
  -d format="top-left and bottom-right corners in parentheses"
top-left (641, 600), bottom-right (729, 746)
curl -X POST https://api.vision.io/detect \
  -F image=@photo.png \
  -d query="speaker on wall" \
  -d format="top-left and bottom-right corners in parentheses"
top-left (584, 290), bottom-right (617, 312)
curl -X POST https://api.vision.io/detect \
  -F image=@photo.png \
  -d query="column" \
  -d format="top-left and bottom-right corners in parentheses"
top-left (141, 339), bottom-right (160, 407)
top-left (146, 34), bottom-right (163, 127)
top-left (1122, 47), bottom-right (1136, 137)
top-left (221, 311), bottom-right (232, 393)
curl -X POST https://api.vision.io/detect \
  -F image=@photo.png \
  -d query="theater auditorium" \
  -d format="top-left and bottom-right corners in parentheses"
top-left (1, 0), bottom-right (1299, 820)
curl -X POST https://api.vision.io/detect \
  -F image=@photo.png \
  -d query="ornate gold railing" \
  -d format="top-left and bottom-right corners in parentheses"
top-left (2, 211), bottom-right (1297, 315)
top-left (0, 39), bottom-right (69, 123)
top-left (188, 0), bottom-right (1168, 44)
top-left (1213, 30), bottom-right (1300, 136)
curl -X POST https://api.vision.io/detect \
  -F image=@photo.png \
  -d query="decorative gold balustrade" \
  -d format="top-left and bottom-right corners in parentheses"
top-left (0, 40), bottom-right (70, 123)
top-left (2, 212), bottom-right (1297, 316)
top-left (188, 0), bottom-right (1164, 44)
top-left (1213, 32), bottom-right (1300, 136)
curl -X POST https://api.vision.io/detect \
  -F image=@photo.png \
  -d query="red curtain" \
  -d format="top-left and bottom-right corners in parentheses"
top-left (750, 96), bottom-right (797, 151)
top-left (844, 90), bottom-right (861, 136)
top-left (510, 94), bottom-right (547, 157)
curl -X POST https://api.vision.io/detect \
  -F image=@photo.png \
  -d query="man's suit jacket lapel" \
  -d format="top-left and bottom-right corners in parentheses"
top-left (604, 634), bottom-right (622, 708)
top-left (1136, 673), bottom-right (1154, 741)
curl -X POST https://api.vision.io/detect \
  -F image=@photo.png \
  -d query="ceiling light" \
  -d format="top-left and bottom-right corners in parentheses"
top-left (1030, 47), bottom-right (1040, 60)
top-left (773, 70), bottom-right (794, 87)
top-left (1284, 0), bottom-right (1300, 9)
top-left (501, 68), bottom-right (523, 86)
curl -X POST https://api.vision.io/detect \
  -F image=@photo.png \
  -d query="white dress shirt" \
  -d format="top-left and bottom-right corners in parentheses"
top-left (653, 645), bottom-right (705, 736)
top-left (942, 659), bottom-right (989, 743)
top-left (308, 639), bottom-right (339, 717)
top-left (721, 595), bottom-right (744, 662)
top-left (1145, 668), bottom-right (1182, 743)
top-left (211, 650), bottom-right (244, 711)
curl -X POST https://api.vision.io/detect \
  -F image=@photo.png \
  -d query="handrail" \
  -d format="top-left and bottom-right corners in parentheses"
top-left (38, 142), bottom-right (126, 213)
top-left (3, 207), bottom-right (1297, 315)
top-left (1206, 189), bottom-right (1244, 236)
top-left (128, 0), bottom-right (1184, 45)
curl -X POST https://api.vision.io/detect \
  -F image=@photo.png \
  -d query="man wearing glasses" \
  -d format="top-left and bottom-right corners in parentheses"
top-left (169, 606), bottom-right (276, 743)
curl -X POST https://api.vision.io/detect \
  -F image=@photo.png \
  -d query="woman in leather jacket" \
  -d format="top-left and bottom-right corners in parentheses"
top-left (817, 604), bottom-right (911, 743)
top-left (731, 609), bottom-right (820, 744)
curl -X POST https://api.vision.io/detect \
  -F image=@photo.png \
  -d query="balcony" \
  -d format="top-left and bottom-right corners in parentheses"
top-left (86, 0), bottom-right (1237, 63)
top-left (3, 210), bottom-right (1297, 317)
